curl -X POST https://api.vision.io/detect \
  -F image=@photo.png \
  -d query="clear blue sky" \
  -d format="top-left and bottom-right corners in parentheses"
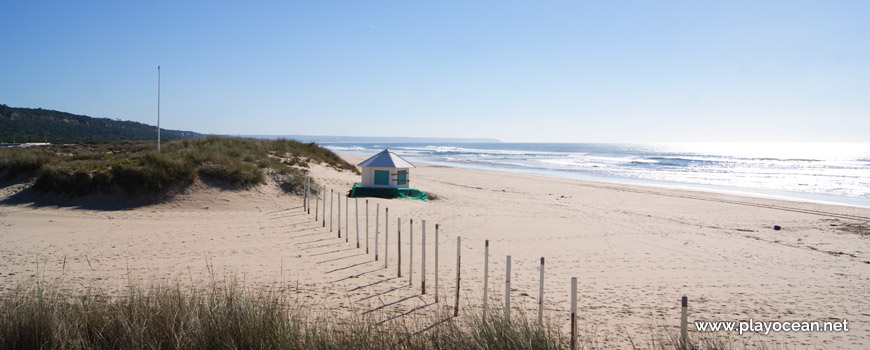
top-left (3, 1), bottom-right (868, 142)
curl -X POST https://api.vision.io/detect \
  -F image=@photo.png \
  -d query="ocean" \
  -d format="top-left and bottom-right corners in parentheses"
top-left (323, 142), bottom-right (870, 208)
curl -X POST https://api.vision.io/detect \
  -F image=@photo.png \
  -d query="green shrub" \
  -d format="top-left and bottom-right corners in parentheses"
top-left (32, 167), bottom-right (73, 194)
top-left (112, 153), bottom-right (196, 194)
top-left (0, 148), bottom-right (56, 180)
top-left (2, 137), bottom-right (352, 199)
top-left (197, 162), bottom-right (264, 188)
top-left (271, 168), bottom-right (306, 195)
top-left (32, 168), bottom-right (114, 196)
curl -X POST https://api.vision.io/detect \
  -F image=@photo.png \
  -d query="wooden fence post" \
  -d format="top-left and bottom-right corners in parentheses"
top-left (681, 296), bottom-right (688, 348)
top-left (375, 203), bottom-right (379, 261)
top-left (322, 189), bottom-right (326, 227)
top-left (571, 277), bottom-right (577, 350)
top-left (355, 198), bottom-right (360, 248)
top-left (397, 218), bottom-right (402, 277)
top-left (539, 257), bottom-right (545, 327)
top-left (435, 223), bottom-right (439, 303)
top-left (330, 189), bottom-right (333, 232)
top-left (483, 240), bottom-right (489, 314)
top-left (365, 200), bottom-right (369, 254)
top-left (345, 194), bottom-right (349, 242)
top-left (337, 192), bottom-right (341, 237)
top-left (454, 236), bottom-right (461, 317)
top-left (505, 255), bottom-right (511, 323)
top-left (421, 219), bottom-right (426, 295)
top-left (315, 188), bottom-right (319, 221)
top-left (385, 208), bottom-right (389, 268)
top-left (409, 219), bottom-right (414, 286)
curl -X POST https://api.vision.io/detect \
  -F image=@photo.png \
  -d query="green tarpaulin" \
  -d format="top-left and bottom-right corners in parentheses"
top-left (348, 183), bottom-right (427, 202)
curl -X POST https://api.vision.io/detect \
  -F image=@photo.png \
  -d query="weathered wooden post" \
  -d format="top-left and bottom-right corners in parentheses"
top-left (315, 188), bottom-right (319, 221)
top-left (435, 223), bottom-right (440, 303)
top-left (539, 257), bottom-right (545, 327)
top-left (303, 173), bottom-right (308, 212)
top-left (322, 188), bottom-right (326, 227)
top-left (409, 219), bottom-right (414, 286)
top-left (375, 203), bottom-right (380, 261)
top-left (337, 192), bottom-right (341, 237)
top-left (397, 218), bottom-right (402, 277)
top-left (571, 277), bottom-right (577, 350)
top-left (330, 189), bottom-right (333, 232)
top-left (355, 198), bottom-right (360, 248)
top-left (454, 236), bottom-right (461, 317)
top-left (365, 200), bottom-right (370, 254)
top-left (505, 255), bottom-right (511, 323)
top-left (681, 296), bottom-right (688, 348)
top-left (483, 240), bottom-right (489, 314)
top-left (385, 208), bottom-right (389, 268)
top-left (421, 219), bottom-right (427, 294)
top-left (345, 194), bottom-right (349, 242)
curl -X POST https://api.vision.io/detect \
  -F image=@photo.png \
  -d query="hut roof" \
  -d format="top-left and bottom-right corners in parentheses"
top-left (357, 149), bottom-right (415, 168)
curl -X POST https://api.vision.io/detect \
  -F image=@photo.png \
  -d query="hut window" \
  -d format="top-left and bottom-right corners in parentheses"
top-left (395, 170), bottom-right (408, 185)
top-left (374, 170), bottom-right (390, 185)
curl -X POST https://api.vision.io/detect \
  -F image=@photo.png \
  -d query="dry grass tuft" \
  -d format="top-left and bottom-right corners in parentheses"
top-left (0, 278), bottom-right (776, 350)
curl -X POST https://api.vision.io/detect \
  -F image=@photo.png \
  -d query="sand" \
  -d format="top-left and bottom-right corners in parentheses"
top-left (2, 153), bottom-right (869, 348)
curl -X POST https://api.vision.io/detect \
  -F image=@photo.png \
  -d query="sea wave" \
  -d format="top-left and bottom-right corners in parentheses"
top-left (757, 158), bottom-right (822, 162)
top-left (326, 146), bottom-right (370, 152)
top-left (402, 145), bottom-right (566, 157)
top-left (323, 142), bottom-right (870, 205)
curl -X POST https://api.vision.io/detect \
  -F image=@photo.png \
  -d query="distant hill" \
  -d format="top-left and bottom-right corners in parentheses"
top-left (0, 104), bottom-right (203, 143)
top-left (241, 135), bottom-right (502, 144)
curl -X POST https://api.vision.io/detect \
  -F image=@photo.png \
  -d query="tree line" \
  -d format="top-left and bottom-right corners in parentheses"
top-left (0, 104), bottom-right (203, 144)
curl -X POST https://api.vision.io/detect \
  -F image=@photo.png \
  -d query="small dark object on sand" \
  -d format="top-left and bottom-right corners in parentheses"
top-left (774, 225), bottom-right (782, 231)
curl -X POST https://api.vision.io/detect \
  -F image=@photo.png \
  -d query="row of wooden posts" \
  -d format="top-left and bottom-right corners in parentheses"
top-left (302, 175), bottom-right (691, 349)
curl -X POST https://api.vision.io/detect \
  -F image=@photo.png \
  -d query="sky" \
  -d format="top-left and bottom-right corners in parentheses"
top-left (3, 1), bottom-right (869, 143)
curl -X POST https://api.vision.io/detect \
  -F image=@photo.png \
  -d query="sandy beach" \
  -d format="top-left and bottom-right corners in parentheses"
top-left (2, 153), bottom-right (868, 348)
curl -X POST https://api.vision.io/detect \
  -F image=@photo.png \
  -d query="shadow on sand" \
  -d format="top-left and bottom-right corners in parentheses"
top-left (0, 186), bottom-right (147, 211)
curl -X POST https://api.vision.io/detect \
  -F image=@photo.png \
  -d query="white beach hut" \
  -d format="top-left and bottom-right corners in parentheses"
top-left (357, 149), bottom-right (414, 188)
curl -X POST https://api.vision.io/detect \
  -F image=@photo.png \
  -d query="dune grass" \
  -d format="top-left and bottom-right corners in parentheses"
top-left (0, 137), bottom-right (355, 198)
top-left (0, 277), bottom-right (770, 350)
top-left (0, 279), bottom-right (565, 350)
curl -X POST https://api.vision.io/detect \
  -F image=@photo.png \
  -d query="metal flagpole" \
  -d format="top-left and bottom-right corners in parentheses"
top-left (157, 66), bottom-right (160, 153)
